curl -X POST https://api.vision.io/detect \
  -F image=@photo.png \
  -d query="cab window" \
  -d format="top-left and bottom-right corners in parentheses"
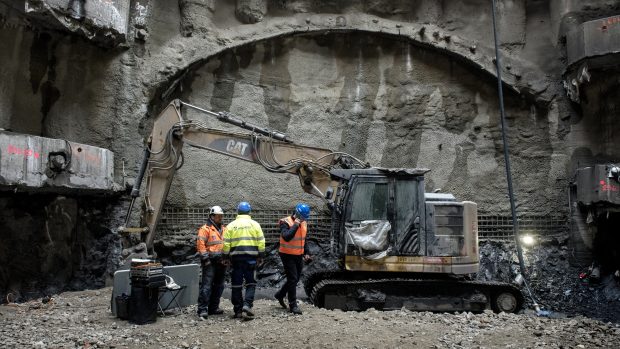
top-left (349, 182), bottom-right (388, 221)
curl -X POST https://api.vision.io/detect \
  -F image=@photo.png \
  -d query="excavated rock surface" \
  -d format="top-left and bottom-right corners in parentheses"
top-left (0, 194), bottom-right (125, 304)
top-left (478, 238), bottom-right (620, 323)
top-left (1, 287), bottom-right (619, 348)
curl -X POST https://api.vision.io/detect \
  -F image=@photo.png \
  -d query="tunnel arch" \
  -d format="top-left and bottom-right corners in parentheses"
top-left (148, 25), bottom-right (549, 116)
top-left (144, 28), bottom-right (555, 217)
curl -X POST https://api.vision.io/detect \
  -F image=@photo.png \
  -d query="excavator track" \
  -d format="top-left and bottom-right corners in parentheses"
top-left (309, 277), bottom-right (523, 313)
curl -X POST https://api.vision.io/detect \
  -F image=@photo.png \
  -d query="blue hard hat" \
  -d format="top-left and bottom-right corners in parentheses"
top-left (295, 203), bottom-right (311, 220)
top-left (237, 201), bottom-right (251, 214)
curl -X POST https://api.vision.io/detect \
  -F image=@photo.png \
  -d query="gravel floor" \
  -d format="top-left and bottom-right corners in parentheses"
top-left (2, 288), bottom-right (620, 349)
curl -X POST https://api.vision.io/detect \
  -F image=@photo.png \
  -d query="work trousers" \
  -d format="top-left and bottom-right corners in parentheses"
top-left (197, 259), bottom-right (226, 314)
top-left (230, 259), bottom-right (257, 314)
top-left (275, 253), bottom-right (303, 307)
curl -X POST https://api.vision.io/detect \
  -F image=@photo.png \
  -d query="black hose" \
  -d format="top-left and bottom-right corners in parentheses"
top-left (131, 147), bottom-right (151, 198)
top-left (490, 0), bottom-right (540, 309)
top-left (125, 147), bottom-right (150, 227)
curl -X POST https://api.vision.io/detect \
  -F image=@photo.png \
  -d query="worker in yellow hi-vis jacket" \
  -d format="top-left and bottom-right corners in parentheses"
top-left (223, 201), bottom-right (265, 320)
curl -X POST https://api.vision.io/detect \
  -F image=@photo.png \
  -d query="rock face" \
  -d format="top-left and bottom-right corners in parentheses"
top-left (235, 0), bottom-right (267, 24)
top-left (0, 0), bottom-right (572, 215)
top-left (172, 32), bottom-right (557, 215)
top-left (0, 194), bottom-right (124, 303)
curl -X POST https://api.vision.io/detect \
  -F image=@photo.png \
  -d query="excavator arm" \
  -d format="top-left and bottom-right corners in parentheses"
top-left (121, 99), bottom-right (367, 250)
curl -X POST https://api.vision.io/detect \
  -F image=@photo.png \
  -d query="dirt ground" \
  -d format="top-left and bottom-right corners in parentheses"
top-left (1, 287), bottom-right (620, 349)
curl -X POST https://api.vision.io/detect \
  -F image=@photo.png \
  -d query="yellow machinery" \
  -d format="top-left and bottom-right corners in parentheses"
top-left (121, 100), bottom-right (523, 313)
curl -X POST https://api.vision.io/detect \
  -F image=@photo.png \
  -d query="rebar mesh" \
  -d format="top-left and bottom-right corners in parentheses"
top-left (477, 214), bottom-right (568, 240)
top-left (158, 208), bottom-right (332, 243)
top-left (158, 207), bottom-right (568, 243)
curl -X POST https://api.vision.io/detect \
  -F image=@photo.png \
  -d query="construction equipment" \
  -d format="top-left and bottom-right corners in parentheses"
top-left (569, 164), bottom-right (620, 269)
top-left (120, 99), bottom-right (523, 313)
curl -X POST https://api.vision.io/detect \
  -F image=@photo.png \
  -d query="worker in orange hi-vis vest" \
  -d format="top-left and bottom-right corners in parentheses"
top-left (196, 205), bottom-right (227, 320)
top-left (274, 203), bottom-right (312, 315)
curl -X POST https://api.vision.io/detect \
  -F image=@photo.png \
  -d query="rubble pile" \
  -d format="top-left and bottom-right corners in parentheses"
top-left (155, 230), bottom-right (198, 266)
top-left (1, 288), bottom-right (620, 348)
top-left (478, 237), bottom-right (620, 323)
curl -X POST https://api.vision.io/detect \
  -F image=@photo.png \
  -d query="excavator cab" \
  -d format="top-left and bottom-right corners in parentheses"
top-left (329, 169), bottom-right (479, 275)
top-left (308, 169), bottom-right (521, 313)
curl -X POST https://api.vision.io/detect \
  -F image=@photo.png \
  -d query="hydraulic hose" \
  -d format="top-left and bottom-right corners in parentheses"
top-left (490, 0), bottom-right (541, 311)
top-left (124, 147), bottom-right (150, 226)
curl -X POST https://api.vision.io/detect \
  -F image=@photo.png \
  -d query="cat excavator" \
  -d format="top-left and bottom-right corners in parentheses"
top-left (120, 99), bottom-right (523, 313)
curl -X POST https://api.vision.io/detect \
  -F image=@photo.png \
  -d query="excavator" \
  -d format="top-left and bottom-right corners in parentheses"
top-left (120, 99), bottom-right (524, 313)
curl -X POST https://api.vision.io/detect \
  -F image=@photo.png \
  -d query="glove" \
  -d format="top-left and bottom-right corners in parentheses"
top-left (257, 257), bottom-right (264, 267)
top-left (303, 254), bottom-right (312, 262)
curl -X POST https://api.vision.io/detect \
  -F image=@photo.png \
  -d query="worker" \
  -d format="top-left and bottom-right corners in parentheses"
top-left (223, 201), bottom-right (265, 320)
top-left (196, 205), bottom-right (227, 320)
top-left (274, 203), bottom-right (312, 315)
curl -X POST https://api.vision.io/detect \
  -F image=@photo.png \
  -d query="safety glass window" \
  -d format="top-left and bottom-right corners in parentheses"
top-left (349, 182), bottom-right (388, 221)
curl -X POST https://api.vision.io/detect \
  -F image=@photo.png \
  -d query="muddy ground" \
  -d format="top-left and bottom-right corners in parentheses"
top-left (2, 287), bottom-right (620, 349)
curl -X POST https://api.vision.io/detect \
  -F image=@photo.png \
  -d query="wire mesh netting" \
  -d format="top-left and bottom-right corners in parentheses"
top-left (157, 207), bottom-right (568, 243)
top-left (477, 214), bottom-right (568, 240)
top-left (158, 208), bottom-right (332, 243)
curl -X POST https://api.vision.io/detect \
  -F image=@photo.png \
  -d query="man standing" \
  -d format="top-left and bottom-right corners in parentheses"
top-left (196, 205), bottom-right (227, 320)
top-left (223, 201), bottom-right (265, 320)
top-left (274, 203), bottom-right (312, 315)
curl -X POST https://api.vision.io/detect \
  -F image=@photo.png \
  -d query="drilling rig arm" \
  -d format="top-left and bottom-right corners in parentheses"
top-left (125, 100), bottom-right (364, 250)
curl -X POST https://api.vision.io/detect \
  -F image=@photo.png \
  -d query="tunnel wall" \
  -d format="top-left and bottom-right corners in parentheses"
top-left (171, 32), bottom-right (561, 215)
top-left (1, 0), bottom-right (619, 296)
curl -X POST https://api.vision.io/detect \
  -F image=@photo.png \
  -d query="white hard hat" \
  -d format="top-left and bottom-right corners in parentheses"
top-left (209, 205), bottom-right (224, 215)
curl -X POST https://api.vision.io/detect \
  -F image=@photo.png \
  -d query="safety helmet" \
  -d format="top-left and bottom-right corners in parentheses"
top-left (295, 203), bottom-right (311, 220)
top-left (237, 201), bottom-right (251, 214)
top-left (209, 205), bottom-right (224, 215)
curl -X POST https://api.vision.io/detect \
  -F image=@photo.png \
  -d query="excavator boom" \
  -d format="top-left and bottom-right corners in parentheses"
top-left (122, 100), bottom-right (366, 249)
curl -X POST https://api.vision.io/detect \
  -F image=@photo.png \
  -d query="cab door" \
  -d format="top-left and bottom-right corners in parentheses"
top-left (343, 177), bottom-right (392, 255)
top-left (392, 178), bottom-right (425, 256)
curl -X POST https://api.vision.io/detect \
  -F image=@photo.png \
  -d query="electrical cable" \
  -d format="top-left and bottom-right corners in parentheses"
top-left (490, 0), bottom-right (542, 312)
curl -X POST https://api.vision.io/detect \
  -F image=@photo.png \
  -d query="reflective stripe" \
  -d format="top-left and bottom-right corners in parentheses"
top-left (230, 250), bottom-right (258, 256)
top-left (280, 244), bottom-right (304, 249)
top-left (197, 223), bottom-right (226, 254)
top-left (289, 237), bottom-right (305, 241)
top-left (226, 236), bottom-right (264, 242)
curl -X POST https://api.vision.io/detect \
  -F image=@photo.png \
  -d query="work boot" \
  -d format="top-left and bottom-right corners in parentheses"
top-left (242, 305), bottom-right (255, 318)
top-left (290, 305), bottom-right (302, 315)
top-left (208, 308), bottom-right (224, 315)
top-left (198, 312), bottom-right (209, 320)
top-left (274, 294), bottom-right (287, 309)
top-left (232, 312), bottom-right (243, 319)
